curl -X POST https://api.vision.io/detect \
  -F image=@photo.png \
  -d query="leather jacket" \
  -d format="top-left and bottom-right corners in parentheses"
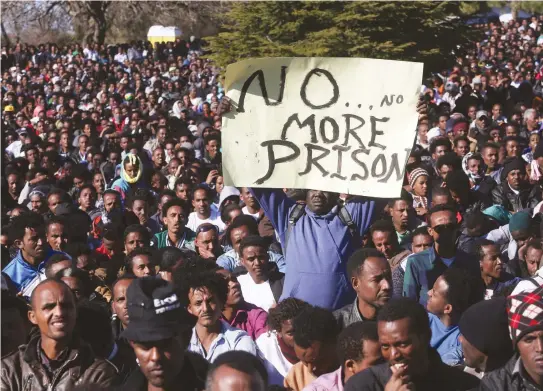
top-left (1, 335), bottom-right (118, 391)
top-left (491, 182), bottom-right (541, 213)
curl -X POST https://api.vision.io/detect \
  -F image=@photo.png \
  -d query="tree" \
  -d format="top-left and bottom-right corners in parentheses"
top-left (207, 1), bottom-right (484, 72)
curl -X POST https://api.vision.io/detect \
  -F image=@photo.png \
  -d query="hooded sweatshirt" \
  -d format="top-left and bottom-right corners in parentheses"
top-left (111, 153), bottom-right (145, 200)
top-left (250, 188), bottom-right (379, 310)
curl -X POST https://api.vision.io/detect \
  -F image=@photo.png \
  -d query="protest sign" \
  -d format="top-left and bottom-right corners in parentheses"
top-left (222, 57), bottom-right (424, 198)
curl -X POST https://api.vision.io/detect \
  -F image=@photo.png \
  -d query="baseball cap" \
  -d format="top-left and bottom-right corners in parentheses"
top-left (16, 127), bottom-right (28, 136)
top-left (476, 110), bottom-right (489, 120)
top-left (121, 277), bottom-right (196, 342)
top-left (3, 105), bottom-right (14, 112)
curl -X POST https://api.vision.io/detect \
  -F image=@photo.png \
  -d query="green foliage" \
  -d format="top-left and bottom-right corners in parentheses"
top-left (208, 1), bottom-right (483, 72)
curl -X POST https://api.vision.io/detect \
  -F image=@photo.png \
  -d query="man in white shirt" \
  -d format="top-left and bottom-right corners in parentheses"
top-left (237, 236), bottom-right (284, 312)
top-left (5, 128), bottom-right (28, 158)
top-left (185, 271), bottom-right (257, 362)
top-left (187, 186), bottom-right (225, 233)
top-left (240, 187), bottom-right (262, 220)
top-left (114, 47), bottom-right (128, 64)
top-left (257, 298), bottom-right (311, 385)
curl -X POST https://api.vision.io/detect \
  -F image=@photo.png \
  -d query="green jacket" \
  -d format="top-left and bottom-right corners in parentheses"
top-left (153, 228), bottom-right (196, 251)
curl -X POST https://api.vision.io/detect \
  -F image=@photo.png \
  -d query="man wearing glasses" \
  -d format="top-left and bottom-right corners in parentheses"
top-left (403, 204), bottom-right (482, 306)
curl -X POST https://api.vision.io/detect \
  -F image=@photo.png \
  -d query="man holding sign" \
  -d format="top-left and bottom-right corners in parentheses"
top-left (221, 57), bottom-right (423, 310)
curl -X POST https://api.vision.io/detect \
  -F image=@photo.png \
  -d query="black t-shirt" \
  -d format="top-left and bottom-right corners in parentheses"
top-left (116, 351), bottom-right (208, 391)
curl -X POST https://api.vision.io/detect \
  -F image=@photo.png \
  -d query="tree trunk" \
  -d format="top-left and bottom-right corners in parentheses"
top-left (1, 21), bottom-right (10, 47)
top-left (511, 1), bottom-right (519, 20)
top-left (93, 14), bottom-right (107, 45)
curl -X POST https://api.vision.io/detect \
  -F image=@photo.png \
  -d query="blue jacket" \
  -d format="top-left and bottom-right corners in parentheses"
top-left (403, 247), bottom-right (481, 307)
top-left (2, 249), bottom-right (65, 293)
top-left (250, 188), bottom-right (379, 310)
top-left (428, 312), bottom-right (462, 366)
top-left (216, 249), bottom-right (286, 273)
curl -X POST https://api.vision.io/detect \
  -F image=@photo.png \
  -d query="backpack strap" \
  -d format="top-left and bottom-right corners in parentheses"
top-left (337, 204), bottom-right (358, 238)
top-left (284, 203), bottom-right (306, 254)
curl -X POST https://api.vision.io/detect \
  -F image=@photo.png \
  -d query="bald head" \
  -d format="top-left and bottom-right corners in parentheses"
top-left (30, 278), bottom-right (74, 309)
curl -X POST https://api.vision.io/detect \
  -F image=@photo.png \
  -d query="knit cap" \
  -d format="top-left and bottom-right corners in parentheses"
top-left (408, 168), bottom-right (429, 190)
top-left (459, 296), bottom-right (513, 361)
top-left (507, 286), bottom-right (543, 346)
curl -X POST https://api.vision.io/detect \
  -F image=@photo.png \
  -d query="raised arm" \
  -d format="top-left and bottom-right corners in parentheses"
top-left (249, 188), bottom-right (296, 241)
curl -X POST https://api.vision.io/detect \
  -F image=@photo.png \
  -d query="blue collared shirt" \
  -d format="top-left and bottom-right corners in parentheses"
top-left (188, 320), bottom-right (258, 363)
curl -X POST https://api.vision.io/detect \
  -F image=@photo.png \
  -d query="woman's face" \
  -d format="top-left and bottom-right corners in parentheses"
top-left (530, 134), bottom-right (540, 151)
top-left (216, 176), bottom-right (224, 194)
top-left (413, 175), bottom-right (429, 197)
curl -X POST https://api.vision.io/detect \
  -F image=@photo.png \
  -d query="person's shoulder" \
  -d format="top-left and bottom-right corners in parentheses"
top-left (345, 363), bottom-right (389, 391)
top-left (439, 363), bottom-right (481, 388)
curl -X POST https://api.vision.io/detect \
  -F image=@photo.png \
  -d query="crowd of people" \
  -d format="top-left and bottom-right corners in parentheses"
top-left (1, 13), bottom-right (543, 391)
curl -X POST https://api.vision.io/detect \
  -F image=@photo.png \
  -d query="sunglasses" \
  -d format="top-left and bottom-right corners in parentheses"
top-left (432, 223), bottom-right (457, 234)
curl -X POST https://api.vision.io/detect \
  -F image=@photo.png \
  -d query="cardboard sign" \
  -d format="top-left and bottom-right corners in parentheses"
top-left (222, 57), bottom-right (423, 197)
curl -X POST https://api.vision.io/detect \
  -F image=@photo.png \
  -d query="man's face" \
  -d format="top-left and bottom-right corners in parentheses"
top-left (26, 148), bottom-right (38, 164)
top-left (209, 364), bottom-right (266, 391)
top-left (217, 270), bottom-right (242, 306)
top-left (426, 276), bottom-right (450, 316)
top-left (390, 200), bottom-right (410, 230)
top-left (103, 193), bottom-right (120, 213)
top-left (131, 200), bottom-right (149, 225)
top-left (188, 287), bottom-right (222, 327)
top-left (492, 105), bottom-right (502, 118)
top-left (125, 231), bottom-right (147, 254)
top-left (78, 188), bottom-right (95, 209)
top-left (438, 116), bottom-right (448, 131)
top-left (517, 330), bottom-right (543, 382)
top-left (130, 337), bottom-right (184, 389)
top-left (428, 211), bottom-right (457, 246)
top-left (112, 278), bottom-right (134, 328)
top-left (29, 281), bottom-right (76, 342)
top-left (240, 187), bottom-right (258, 210)
top-left (411, 234), bottom-right (433, 254)
top-left (192, 189), bottom-right (210, 216)
top-left (482, 147), bottom-right (498, 169)
top-left (7, 174), bottom-right (21, 196)
top-left (152, 148), bottom-right (164, 167)
top-left (156, 128), bottom-right (167, 143)
top-left (131, 254), bottom-right (154, 278)
top-left (241, 245), bottom-right (269, 281)
top-left (352, 257), bottom-right (392, 310)
top-left (306, 190), bottom-right (335, 215)
top-left (168, 160), bottom-right (180, 176)
top-left (525, 247), bottom-right (543, 276)
top-left (195, 229), bottom-right (219, 256)
top-left (345, 340), bottom-right (383, 383)
top-left (175, 183), bottom-right (191, 201)
top-left (455, 140), bottom-right (469, 157)
top-left (46, 223), bottom-right (66, 251)
top-left (165, 205), bottom-right (185, 234)
top-left (433, 145), bottom-right (449, 159)
top-left (378, 318), bottom-right (429, 377)
top-left (506, 140), bottom-right (520, 157)
top-left (79, 136), bottom-right (88, 151)
top-left (93, 174), bottom-right (104, 194)
top-left (17, 227), bottom-right (46, 261)
top-left (294, 340), bottom-right (333, 377)
top-left (438, 164), bottom-right (453, 180)
top-left (30, 195), bottom-right (44, 213)
top-left (371, 231), bottom-right (397, 260)
top-left (480, 244), bottom-right (503, 279)
top-left (206, 140), bottom-right (219, 158)
top-left (507, 169), bottom-right (524, 190)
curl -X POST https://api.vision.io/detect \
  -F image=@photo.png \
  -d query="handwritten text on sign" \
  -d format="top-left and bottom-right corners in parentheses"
top-left (222, 58), bottom-right (424, 198)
